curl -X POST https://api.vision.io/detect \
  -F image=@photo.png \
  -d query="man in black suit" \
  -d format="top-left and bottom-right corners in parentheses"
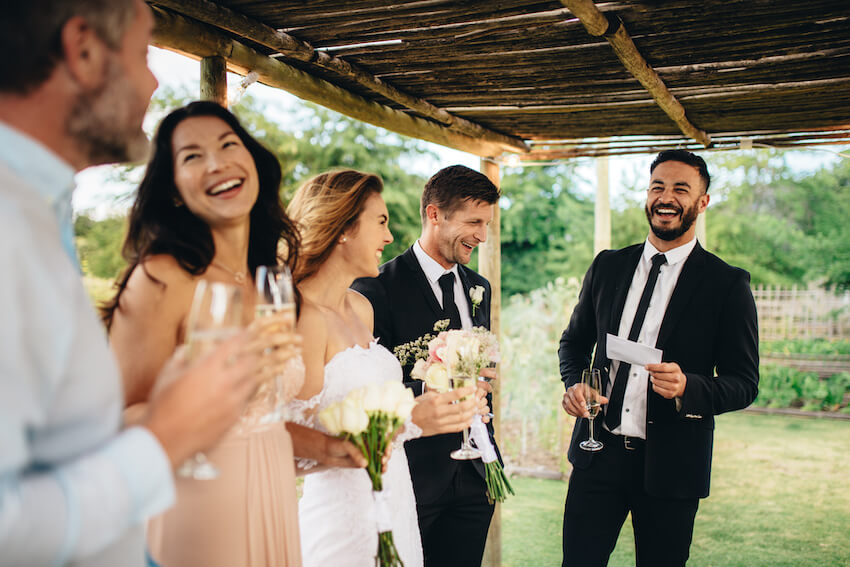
top-left (559, 150), bottom-right (759, 567)
top-left (352, 165), bottom-right (500, 567)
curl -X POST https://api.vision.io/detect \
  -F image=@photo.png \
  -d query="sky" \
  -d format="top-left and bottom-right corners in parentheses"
top-left (72, 47), bottom-right (844, 218)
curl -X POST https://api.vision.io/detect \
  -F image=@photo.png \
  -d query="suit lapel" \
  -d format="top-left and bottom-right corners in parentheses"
top-left (609, 245), bottom-right (644, 333)
top-left (655, 243), bottom-right (708, 349)
top-left (400, 247), bottom-right (444, 320)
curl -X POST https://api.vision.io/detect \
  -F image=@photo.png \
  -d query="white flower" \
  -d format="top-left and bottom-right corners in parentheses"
top-left (360, 383), bottom-right (384, 413)
top-left (411, 358), bottom-right (428, 381)
top-left (378, 380), bottom-right (407, 413)
top-left (339, 396), bottom-right (369, 434)
top-left (394, 391), bottom-right (416, 421)
top-left (424, 362), bottom-right (450, 392)
top-left (469, 285), bottom-right (485, 315)
top-left (318, 402), bottom-right (343, 435)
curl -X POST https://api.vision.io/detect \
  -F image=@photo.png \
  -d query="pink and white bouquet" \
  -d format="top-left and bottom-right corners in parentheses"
top-left (399, 326), bottom-right (514, 503)
top-left (319, 380), bottom-right (416, 567)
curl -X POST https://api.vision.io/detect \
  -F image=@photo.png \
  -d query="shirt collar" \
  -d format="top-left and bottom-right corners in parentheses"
top-left (643, 236), bottom-right (697, 267)
top-left (413, 239), bottom-right (459, 284)
top-left (0, 121), bottom-right (76, 206)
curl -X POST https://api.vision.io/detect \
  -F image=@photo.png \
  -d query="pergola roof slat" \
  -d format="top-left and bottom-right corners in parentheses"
top-left (146, 0), bottom-right (850, 158)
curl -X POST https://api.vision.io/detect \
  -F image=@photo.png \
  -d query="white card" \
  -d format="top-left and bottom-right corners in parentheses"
top-left (606, 333), bottom-right (663, 367)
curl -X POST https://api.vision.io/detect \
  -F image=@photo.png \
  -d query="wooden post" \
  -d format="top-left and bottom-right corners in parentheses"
top-left (200, 55), bottom-right (227, 107)
top-left (478, 158), bottom-right (502, 567)
top-left (696, 211), bottom-right (707, 249)
top-left (594, 155), bottom-right (611, 255)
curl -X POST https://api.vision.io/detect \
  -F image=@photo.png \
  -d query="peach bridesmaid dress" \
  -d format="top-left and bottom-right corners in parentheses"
top-left (147, 358), bottom-right (305, 567)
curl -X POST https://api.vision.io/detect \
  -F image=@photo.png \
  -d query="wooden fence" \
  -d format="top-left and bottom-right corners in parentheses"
top-left (752, 285), bottom-right (850, 341)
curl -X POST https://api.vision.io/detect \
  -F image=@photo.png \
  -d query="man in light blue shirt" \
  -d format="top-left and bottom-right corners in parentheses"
top-left (0, 2), bottom-right (267, 565)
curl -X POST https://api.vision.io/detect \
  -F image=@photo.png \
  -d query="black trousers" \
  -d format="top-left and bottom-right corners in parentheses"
top-left (562, 427), bottom-right (699, 567)
top-left (417, 461), bottom-right (495, 567)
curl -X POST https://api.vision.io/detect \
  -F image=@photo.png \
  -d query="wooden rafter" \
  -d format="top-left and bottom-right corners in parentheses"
top-left (150, 6), bottom-right (514, 158)
top-left (560, 0), bottom-right (711, 147)
top-left (148, 0), bottom-right (529, 154)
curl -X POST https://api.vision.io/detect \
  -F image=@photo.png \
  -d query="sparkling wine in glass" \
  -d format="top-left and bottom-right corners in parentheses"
top-left (254, 265), bottom-right (296, 423)
top-left (579, 368), bottom-right (604, 452)
top-left (177, 280), bottom-right (244, 480)
top-left (449, 374), bottom-right (482, 460)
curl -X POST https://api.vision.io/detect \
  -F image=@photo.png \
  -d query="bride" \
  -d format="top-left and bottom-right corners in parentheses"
top-left (285, 170), bottom-right (477, 566)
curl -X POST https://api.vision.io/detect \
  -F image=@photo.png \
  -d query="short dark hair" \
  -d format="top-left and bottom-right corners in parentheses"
top-left (650, 149), bottom-right (711, 193)
top-left (0, 0), bottom-right (135, 95)
top-left (101, 101), bottom-right (300, 328)
top-left (421, 165), bottom-right (499, 223)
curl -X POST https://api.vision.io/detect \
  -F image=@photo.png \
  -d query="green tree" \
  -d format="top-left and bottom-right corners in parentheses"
top-left (74, 212), bottom-right (127, 279)
top-left (499, 164), bottom-right (594, 296)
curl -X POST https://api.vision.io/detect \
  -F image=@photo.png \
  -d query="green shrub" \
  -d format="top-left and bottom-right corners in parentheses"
top-left (754, 365), bottom-right (850, 411)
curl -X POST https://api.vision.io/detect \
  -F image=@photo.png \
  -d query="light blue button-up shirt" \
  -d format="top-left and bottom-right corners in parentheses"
top-left (0, 121), bottom-right (78, 265)
top-left (0, 122), bottom-right (175, 567)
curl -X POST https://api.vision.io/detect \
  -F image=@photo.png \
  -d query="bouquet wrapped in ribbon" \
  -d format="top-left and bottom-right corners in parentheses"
top-left (396, 325), bottom-right (514, 504)
top-left (318, 380), bottom-right (416, 567)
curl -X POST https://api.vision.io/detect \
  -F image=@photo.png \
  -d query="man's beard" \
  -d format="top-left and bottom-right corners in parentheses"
top-left (644, 201), bottom-right (699, 241)
top-left (65, 57), bottom-right (150, 167)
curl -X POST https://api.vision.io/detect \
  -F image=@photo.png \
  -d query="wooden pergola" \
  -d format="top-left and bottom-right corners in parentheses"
top-left (146, 1), bottom-right (850, 563)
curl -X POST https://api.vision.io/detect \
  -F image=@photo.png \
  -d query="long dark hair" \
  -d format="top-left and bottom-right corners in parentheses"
top-left (101, 101), bottom-right (300, 328)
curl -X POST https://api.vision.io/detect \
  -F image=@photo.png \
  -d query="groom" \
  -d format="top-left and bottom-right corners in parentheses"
top-left (353, 165), bottom-right (500, 567)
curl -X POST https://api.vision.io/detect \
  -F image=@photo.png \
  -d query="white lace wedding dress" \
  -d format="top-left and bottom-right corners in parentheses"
top-left (288, 340), bottom-right (424, 567)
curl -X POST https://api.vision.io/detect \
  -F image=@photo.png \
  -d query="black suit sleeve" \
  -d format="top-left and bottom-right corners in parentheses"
top-left (678, 268), bottom-right (760, 417)
top-left (558, 254), bottom-right (601, 390)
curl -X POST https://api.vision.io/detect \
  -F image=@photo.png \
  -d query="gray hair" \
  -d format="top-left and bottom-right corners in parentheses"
top-left (0, 0), bottom-right (137, 95)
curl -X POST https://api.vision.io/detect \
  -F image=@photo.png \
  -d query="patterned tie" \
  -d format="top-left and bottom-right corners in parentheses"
top-left (438, 272), bottom-right (463, 330)
top-left (605, 253), bottom-right (667, 430)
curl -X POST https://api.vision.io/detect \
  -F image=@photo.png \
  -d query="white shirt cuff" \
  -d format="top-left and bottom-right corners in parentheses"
top-left (102, 426), bottom-right (175, 523)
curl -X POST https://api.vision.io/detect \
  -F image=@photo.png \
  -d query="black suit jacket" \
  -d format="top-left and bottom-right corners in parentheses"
top-left (352, 246), bottom-right (499, 504)
top-left (558, 242), bottom-right (759, 499)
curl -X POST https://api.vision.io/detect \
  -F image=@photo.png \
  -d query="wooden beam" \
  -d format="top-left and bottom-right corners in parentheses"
top-left (150, 6), bottom-right (512, 158)
top-left (148, 0), bottom-right (529, 154)
top-left (559, 0), bottom-right (711, 147)
top-left (478, 158), bottom-right (502, 567)
top-left (200, 55), bottom-right (227, 106)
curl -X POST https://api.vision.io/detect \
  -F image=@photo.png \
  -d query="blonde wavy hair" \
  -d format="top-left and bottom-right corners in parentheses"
top-left (287, 170), bottom-right (384, 284)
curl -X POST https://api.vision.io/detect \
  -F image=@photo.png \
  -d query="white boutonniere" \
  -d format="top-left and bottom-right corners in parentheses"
top-left (469, 285), bottom-right (485, 316)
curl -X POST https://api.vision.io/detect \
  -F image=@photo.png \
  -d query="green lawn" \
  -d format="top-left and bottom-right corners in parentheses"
top-left (502, 413), bottom-right (850, 566)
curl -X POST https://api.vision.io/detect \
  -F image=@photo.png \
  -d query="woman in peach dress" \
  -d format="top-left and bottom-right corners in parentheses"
top-left (104, 101), bottom-right (303, 566)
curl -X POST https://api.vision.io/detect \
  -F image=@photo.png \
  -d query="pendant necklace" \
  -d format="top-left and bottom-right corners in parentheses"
top-left (212, 260), bottom-right (247, 284)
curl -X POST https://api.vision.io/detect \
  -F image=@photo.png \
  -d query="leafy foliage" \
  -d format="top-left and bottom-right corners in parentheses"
top-left (499, 165), bottom-right (594, 296)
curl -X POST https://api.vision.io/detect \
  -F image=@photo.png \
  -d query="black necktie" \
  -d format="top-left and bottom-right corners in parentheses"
top-left (605, 253), bottom-right (667, 430)
top-left (438, 272), bottom-right (463, 330)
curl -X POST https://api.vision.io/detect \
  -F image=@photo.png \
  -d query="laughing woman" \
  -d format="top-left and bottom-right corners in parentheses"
top-left (103, 101), bottom-right (304, 567)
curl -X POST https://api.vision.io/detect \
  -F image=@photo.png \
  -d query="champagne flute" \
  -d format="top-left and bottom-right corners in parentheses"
top-left (579, 368), bottom-right (604, 452)
top-left (254, 265), bottom-right (296, 423)
top-left (176, 280), bottom-right (244, 480)
top-left (449, 374), bottom-right (482, 460)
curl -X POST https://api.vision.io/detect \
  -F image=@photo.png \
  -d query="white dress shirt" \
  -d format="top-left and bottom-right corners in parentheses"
top-left (0, 122), bottom-right (175, 567)
top-left (412, 240), bottom-right (473, 329)
top-left (609, 237), bottom-right (697, 439)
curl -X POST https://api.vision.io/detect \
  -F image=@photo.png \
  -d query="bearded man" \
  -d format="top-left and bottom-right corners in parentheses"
top-left (558, 149), bottom-right (759, 567)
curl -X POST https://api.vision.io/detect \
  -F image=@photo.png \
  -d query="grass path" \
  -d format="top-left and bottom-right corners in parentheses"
top-left (502, 413), bottom-right (850, 566)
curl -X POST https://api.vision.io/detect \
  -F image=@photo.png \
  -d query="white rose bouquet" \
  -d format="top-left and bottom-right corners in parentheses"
top-left (318, 380), bottom-right (416, 567)
top-left (396, 326), bottom-right (514, 503)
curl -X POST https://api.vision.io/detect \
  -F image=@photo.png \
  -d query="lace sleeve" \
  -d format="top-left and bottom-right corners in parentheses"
top-left (394, 416), bottom-right (423, 448)
top-left (286, 395), bottom-right (321, 471)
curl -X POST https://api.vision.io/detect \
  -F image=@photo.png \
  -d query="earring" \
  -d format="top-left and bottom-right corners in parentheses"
top-left (172, 195), bottom-right (184, 207)
top-left (340, 236), bottom-right (347, 243)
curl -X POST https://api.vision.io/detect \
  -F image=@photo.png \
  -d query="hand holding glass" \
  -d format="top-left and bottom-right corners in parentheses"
top-left (177, 280), bottom-right (244, 480)
top-left (448, 374), bottom-right (482, 460)
top-left (579, 368), bottom-right (604, 452)
top-left (254, 265), bottom-right (296, 422)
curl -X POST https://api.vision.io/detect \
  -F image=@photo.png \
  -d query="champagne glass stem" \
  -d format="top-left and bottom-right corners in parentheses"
top-left (588, 417), bottom-right (595, 443)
